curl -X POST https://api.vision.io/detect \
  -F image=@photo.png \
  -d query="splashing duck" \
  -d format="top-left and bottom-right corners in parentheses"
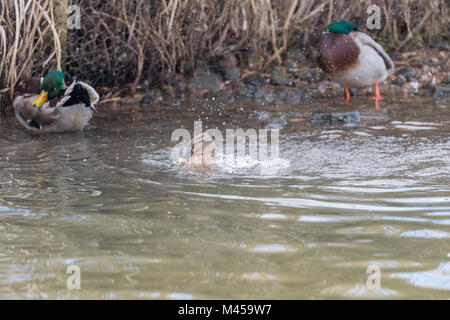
top-left (318, 20), bottom-right (394, 108)
top-left (13, 71), bottom-right (99, 133)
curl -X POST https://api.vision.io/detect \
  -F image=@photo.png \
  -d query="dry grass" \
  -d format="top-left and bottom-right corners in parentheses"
top-left (1, 0), bottom-right (449, 100)
top-left (0, 0), bottom-right (62, 99)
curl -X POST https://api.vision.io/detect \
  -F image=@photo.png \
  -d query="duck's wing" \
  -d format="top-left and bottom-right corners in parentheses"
top-left (37, 103), bottom-right (60, 126)
top-left (57, 81), bottom-right (99, 109)
top-left (353, 32), bottom-right (394, 72)
top-left (79, 81), bottom-right (99, 105)
top-left (13, 94), bottom-right (60, 130)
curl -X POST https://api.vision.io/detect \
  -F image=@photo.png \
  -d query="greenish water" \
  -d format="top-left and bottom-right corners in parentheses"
top-left (0, 96), bottom-right (449, 299)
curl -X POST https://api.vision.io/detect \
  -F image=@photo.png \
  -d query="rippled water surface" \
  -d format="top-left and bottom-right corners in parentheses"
top-left (0, 96), bottom-right (449, 299)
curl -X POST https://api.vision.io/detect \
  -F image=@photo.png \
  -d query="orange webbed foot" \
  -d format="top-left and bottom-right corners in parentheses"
top-left (368, 81), bottom-right (383, 109)
top-left (344, 87), bottom-right (352, 105)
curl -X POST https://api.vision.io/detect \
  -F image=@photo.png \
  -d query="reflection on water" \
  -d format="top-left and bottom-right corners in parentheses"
top-left (0, 96), bottom-right (449, 299)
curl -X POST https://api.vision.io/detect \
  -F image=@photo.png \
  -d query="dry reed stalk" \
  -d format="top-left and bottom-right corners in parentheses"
top-left (0, 0), bottom-right (61, 102)
top-left (0, 0), bottom-right (448, 99)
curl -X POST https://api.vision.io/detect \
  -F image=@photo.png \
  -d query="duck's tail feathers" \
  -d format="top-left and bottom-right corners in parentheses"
top-left (354, 32), bottom-right (394, 73)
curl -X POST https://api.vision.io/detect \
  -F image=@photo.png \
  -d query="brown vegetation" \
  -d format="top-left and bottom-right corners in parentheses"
top-left (1, 0), bottom-right (448, 101)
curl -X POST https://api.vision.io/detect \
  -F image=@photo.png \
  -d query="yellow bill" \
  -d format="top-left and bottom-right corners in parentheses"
top-left (32, 91), bottom-right (48, 108)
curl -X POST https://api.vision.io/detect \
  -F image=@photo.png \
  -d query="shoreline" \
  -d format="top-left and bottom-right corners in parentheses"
top-left (98, 48), bottom-right (450, 107)
top-left (1, 48), bottom-right (449, 114)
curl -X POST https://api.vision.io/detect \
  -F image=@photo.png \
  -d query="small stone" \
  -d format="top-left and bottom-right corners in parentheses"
top-left (312, 111), bottom-right (360, 125)
top-left (306, 71), bottom-right (324, 83)
top-left (236, 86), bottom-right (255, 99)
top-left (390, 52), bottom-right (401, 61)
top-left (225, 67), bottom-right (241, 81)
top-left (441, 73), bottom-right (450, 84)
top-left (248, 51), bottom-right (263, 69)
top-left (191, 73), bottom-right (222, 92)
top-left (286, 60), bottom-right (300, 73)
top-left (284, 90), bottom-right (301, 104)
top-left (392, 75), bottom-right (407, 86)
top-left (285, 112), bottom-right (303, 119)
top-left (433, 86), bottom-right (450, 99)
top-left (254, 87), bottom-right (273, 102)
top-left (204, 89), bottom-right (232, 101)
top-left (265, 117), bottom-right (287, 130)
top-left (244, 74), bottom-right (266, 88)
top-left (430, 41), bottom-right (450, 51)
top-left (286, 46), bottom-right (307, 63)
top-left (396, 67), bottom-right (416, 81)
top-left (271, 67), bottom-right (295, 86)
top-left (221, 53), bottom-right (238, 68)
top-left (249, 111), bottom-right (271, 120)
top-left (195, 60), bottom-right (210, 73)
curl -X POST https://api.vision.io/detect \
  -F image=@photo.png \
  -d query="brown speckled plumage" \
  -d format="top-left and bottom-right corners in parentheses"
top-left (318, 33), bottom-right (360, 74)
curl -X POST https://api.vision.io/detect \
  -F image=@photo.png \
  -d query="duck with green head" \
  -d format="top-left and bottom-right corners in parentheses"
top-left (318, 20), bottom-right (394, 108)
top-left (13, 70), bottom-right (99, 133)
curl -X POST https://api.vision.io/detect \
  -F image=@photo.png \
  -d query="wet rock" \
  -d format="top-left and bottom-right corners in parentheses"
top-left (248, 50), bottom-right (263, 69)
top-left (170, 100), bottom-right (182, 108)
top-left (396, 67), bottom-right (416, 81)
top-left (317, 81), bottom-right (343, 95)
top-left (430, 41), bottom-right (450, 51)
top-left (390, 52), bottom-right (401, 61)
top-left (271, 67), bottom-right (295, 86)
top-left (244, 74), bottom-right (266, 88)
top-left (285, 47), bottom-right (306, 73)
top-left (433, 86), bottom-right (450, 99)
top-left (441, 73), bottom-right (450, 84)
top-left (285, 112), bottom-right (303, 119)
top-left (312, 111), bottom-right (361, 125)
top-left (225, 67), bottom-right (241, 81)
top-left (139, 89), bottom-right (162, 104)
top-left (265, 117), bottom-right (287, 130)
top-left (249, 111), bottom-right (271, 120)
top-left (191, 73), bottom-right (222, 92)
top-left (254, 87), bottom-right (273, 102)
top-left (204, 89), bottom-right (232, 101)
top-left (285, 91), bottom-right (301, 104)
top-left (195, 60), bottom-right (210, 73)
top-left (278, 89), bottom-right (303, 104)
top-left (221, 53), bottom-right (238, 68)
top-left (286, 46), bottom-right (307, 63)
top-left (286, 61), bottom-right (300, 73)
top-left (236, 86), bottom-right (255, 99)
top-left (392, 75), bottom-right (407, 86)
top-left (402, 80), bottom-right (420, 94)
top-left (282, 87), bottom-right (312, 101)
top-left (306, 71), bottom-right (325, 83)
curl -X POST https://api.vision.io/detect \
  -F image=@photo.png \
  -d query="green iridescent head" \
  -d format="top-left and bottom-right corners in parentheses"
top-left (33, 71), bottom-right (64, 108)
top-left (326, 20), bottom-right (358, 34)
top-left (40, 71), bottom-right (64, 99)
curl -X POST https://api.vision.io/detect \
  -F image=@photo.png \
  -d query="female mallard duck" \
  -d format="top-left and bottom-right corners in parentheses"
top-left (318, 20), bottom-right (394, 107)
top-left (13, 71), bottom-right (99, 133)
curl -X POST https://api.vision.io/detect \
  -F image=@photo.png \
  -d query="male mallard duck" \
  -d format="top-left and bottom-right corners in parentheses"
top-left (13, 71), bottom-right (99, 133)
top-left (318, 20), bottom-right (394, 107)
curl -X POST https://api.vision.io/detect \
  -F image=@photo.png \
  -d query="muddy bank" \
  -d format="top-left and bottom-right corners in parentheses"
top-left (2, 47), bottom-right (449, 117)
top-left (101, 47), bottom-right (450, 109)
